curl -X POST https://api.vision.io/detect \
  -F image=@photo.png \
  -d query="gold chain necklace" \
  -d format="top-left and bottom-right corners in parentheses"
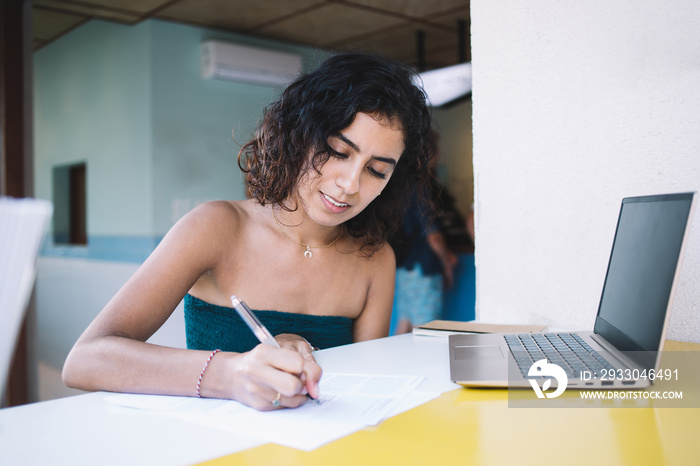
top-left (271, 206), bottom-right (342, 258)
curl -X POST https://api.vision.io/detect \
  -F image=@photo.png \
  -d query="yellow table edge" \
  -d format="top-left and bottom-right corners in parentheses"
top-left (198, 340), bottom-right (699, 466)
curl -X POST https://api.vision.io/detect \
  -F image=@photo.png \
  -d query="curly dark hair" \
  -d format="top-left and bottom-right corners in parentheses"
top-left (238, 52), bottom-right (434, 256)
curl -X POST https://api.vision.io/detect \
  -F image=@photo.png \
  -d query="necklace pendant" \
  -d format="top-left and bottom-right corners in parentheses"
top-left (304, 245), bottom-right (312, 259)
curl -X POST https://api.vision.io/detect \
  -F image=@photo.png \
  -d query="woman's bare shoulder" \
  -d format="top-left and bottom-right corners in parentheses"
top-left (181, 200), bottom-right (256, 228)
top-left (344, 239), bottom-right (396, 277)
top-left (162, 200), bottom-right (259, 252)
top-left (187, 199), bottom-right (250, 217)
top-left (369, 241), bottom-right (397, 270)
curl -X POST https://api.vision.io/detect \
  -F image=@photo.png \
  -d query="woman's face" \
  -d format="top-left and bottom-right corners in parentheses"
top-left (297, 112), bottom-right (405, 227)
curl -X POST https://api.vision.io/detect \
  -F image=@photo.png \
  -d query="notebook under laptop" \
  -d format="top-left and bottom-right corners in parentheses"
top-left (449, 192), bottom-right (695, 390)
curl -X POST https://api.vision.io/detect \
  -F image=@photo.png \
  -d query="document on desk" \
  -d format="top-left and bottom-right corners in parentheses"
top-left (106, 373), bottom-right (433, 451)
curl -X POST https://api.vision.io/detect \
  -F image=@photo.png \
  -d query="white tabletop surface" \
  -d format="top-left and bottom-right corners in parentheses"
top-left (0, 333), bottom-right (459, 466)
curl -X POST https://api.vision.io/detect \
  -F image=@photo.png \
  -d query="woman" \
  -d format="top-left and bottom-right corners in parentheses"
top-left (62, 53), bottom-right (434, 411)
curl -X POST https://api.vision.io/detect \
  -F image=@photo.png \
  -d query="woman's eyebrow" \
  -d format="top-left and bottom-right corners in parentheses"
top-left (373, 156), bottom-right (397, 166)
top-left (336, 133), bottom-right (360, 152)
top-left (335, 133), bottom-right (397, 166)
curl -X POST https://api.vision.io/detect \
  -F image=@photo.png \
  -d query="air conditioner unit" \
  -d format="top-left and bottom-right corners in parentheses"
top-left (201, 40), bottom-right (302, 87)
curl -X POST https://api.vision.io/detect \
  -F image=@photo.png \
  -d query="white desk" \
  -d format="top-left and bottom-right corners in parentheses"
top-left (2, 335), bottom-right (697, 466)
top-left (0, 334), bottom-right (458, 465)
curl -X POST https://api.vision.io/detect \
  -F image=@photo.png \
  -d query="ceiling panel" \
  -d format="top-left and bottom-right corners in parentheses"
top-left (34, 0), bottom-right (141, 23)
top-left (31, 0), bottom-right (470, 70)
top-left (257, 3), bottom-right (404, 47)
top-left (156, 0), bottom-right (325, 32)
top-left (336, 24), bottom-right (418, 62)
top-left (426, 9), bottom-right (470, 28)
top-left (63, 0), bottom-right (172, 15)
top-left (344, 23), bottom-right (460, 67)
top-left (346, 0), bottom-right (468, 19)
top-left (32, 8), bottom-right (87, 43)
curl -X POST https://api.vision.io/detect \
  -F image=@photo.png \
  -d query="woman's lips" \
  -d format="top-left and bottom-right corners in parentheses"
top-left (321, 192), bottom-right (350, 213)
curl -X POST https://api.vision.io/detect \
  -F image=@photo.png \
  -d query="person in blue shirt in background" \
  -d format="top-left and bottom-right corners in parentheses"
top-left (391, 130), bottom-right (458, 334)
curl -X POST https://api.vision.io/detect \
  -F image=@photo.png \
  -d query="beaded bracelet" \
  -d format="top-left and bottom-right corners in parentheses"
top-left (196, 349), bottom-right (221, 398)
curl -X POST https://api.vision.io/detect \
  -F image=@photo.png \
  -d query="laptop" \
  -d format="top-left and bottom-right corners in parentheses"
top-left (449, 192), bottom-right (696, 390)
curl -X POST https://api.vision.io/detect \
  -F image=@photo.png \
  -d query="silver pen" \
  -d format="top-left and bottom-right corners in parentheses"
top-left (230, 295), bottom-right (320, 403)
top-left (230, 294), bottom-right (280, 348)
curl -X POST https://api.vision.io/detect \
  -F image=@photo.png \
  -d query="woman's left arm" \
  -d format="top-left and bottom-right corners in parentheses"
top-left (352, 243), bottom-right (397, 342)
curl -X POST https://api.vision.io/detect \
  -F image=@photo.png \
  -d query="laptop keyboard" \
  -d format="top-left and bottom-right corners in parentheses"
top-left (504, 333), bottom-right (615, 378)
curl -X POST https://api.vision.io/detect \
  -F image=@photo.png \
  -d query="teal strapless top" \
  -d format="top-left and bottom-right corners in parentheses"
top-left (184, 294), bottom-right (354, 353)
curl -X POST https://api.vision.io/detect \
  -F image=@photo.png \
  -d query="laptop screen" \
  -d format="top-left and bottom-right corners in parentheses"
top-left (594, 193), bottom-right (694, 355)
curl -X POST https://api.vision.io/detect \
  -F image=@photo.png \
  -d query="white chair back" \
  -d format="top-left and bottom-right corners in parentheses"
top-left (0, 197), bottom-right (52, 397)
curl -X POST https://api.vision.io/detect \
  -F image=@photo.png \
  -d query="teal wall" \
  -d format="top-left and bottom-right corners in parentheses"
top-left (149, 20), bottom-right (332, 234)
top-left (34, 20), bottom-right (153, 239)
top-left (34, 18), bottom-right (332, 260)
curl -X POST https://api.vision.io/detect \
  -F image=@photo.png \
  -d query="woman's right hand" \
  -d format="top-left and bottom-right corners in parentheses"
top-left (203, 345), bottom-right (319, 411)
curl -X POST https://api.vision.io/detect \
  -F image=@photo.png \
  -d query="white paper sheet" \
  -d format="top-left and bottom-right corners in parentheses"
top-left (106, 372), bottom-right (432, 451)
